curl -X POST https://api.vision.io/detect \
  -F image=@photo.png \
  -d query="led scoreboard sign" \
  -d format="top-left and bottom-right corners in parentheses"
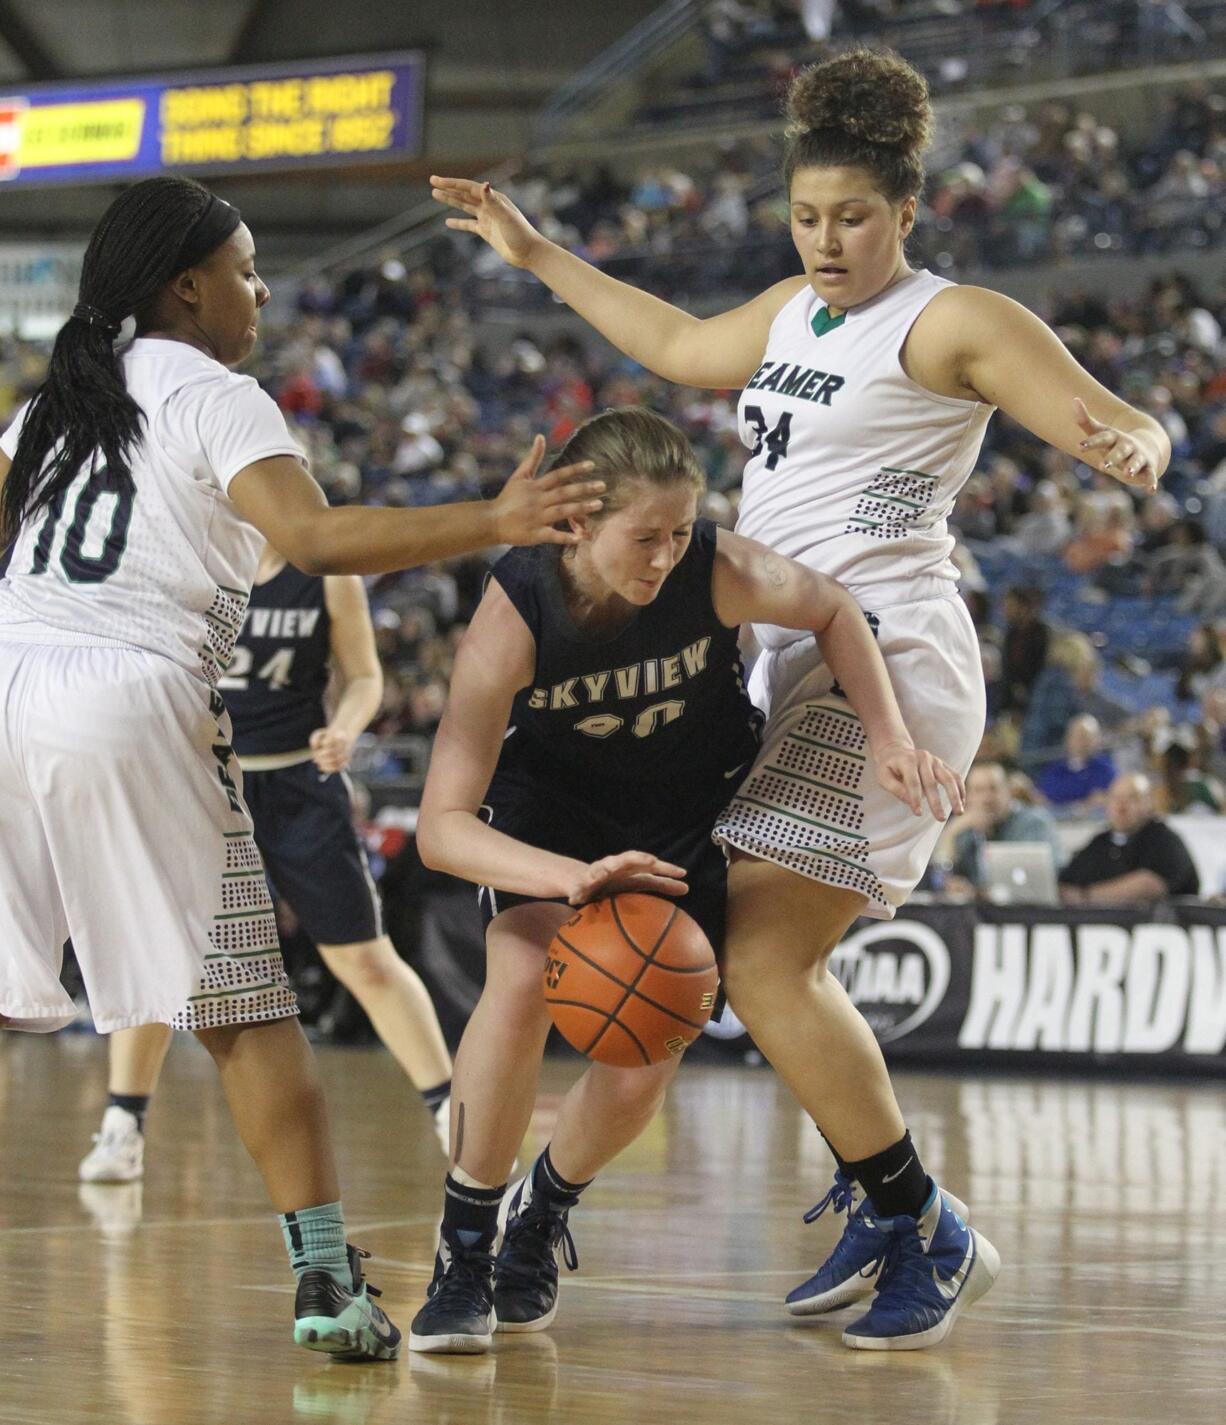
top-left (0, 52), bottom-right (425, 186)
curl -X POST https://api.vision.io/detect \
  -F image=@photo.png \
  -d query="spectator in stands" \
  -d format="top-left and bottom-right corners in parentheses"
top-left (1175, 622), bottom-right (1226, 702)
top-left (1037, 714), bottom-right (1116, 815)
top-left (1059, 772), bottom-right (1200, 904)
top-left (1020, 632), bottom-right (1122, 773)
top-left (1157, 740), bottom-right (1225, 816)
top-left (1149, 519), bottom-right (1226, 616)
top-left (936, 759), bottom-right (1065, 898)
top-left (1000, 479), bottom-right (1071, 558)
top-left (1062, 491), bottom-right (1134, 575)
top-left (997, 584), bottom-right (1049, 715)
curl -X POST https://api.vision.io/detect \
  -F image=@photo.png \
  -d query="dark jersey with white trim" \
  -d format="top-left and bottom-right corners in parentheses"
top-left (219, 564), bottom-right (330, 756)
top-left (487, 520), bottom-right (762, 833)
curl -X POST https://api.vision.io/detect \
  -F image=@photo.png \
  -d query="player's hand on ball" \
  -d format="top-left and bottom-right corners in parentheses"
top-left (875, 742), bottom-right (965, 820)
top-left (492, 435), bottom-right (603, 547)
top-left (430, 176), bottom-right (542, 268)
top-left (567, 851), bottom-right (689, 906)
top-left (309, 725), bottom-right (356, 774)
top-left (1074, 398), bottom-right (1161, 492)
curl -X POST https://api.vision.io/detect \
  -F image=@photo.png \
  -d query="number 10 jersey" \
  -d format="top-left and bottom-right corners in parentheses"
top-left (0, 338), bottom-right (304, 687)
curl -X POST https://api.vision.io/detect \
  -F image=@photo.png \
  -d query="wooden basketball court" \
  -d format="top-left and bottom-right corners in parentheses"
top-left (1, 1032), bottom-right (1222, 1424)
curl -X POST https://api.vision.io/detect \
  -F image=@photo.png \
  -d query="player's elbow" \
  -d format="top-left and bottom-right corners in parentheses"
top-left (274, 513), bottom-right (338, 577)
top-left (415, 812), bottom-right (446, 872)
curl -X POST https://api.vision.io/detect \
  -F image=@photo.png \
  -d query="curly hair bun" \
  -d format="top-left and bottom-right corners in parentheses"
top-left (786, 48), bottom-right (932, 158)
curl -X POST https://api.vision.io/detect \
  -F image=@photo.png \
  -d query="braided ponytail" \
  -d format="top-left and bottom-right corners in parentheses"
top-left (2, 177), bottom-right (238, 543)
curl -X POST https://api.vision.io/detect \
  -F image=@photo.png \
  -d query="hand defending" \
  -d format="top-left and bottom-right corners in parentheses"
top-left (430, 176), bottom-right (542, 269)
top-left (1074, 397), bottom-right (1161, 492)
top-left (491, 435), bottom-right (603, 547)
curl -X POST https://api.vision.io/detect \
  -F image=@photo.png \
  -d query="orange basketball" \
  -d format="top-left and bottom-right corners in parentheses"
top-left (543, 894), bottom-right (719, 1067)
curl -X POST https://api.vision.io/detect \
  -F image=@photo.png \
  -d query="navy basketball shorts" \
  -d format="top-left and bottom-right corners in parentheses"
top-left (242, 761), bottom-right (383, 946)
top-left (476, 786), bottom-right (729, 957)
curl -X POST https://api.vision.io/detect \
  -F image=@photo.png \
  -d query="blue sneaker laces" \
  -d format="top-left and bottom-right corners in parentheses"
top-left (801, 1171), bottom-right (857, 1225)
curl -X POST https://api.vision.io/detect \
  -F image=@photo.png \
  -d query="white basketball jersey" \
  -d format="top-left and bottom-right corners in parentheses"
top-left (735, 270), bottom-right (993, 644)
top-left (0, 338), bottom-right (304, 685)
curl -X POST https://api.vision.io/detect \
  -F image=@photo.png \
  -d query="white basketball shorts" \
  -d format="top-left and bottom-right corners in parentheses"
top-left (0, 641), bottom-right (296, 1033)
top-left (714, 594), bottom-right (985, 918)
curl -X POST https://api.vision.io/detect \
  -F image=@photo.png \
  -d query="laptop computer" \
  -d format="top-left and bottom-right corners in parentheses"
top-left (981, 842), bottom-right (1060, 907)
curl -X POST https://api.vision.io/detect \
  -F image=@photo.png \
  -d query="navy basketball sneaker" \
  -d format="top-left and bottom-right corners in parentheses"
top-left (841, 1184), bottom-right (999, 1350)
top-left (493, 1169), bottom-right (579, 1332)
top-left (786, 1171), bottom-right (971, 1316)
top-left (408, 1228), bottom-right (497, 1354)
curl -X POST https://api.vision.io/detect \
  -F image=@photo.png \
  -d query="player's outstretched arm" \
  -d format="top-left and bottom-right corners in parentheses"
top-left (917, 285), bottom-right (1170, 492)
top-left (417, 581), bottom-right (687, 901)
top-left (711, 530), bottom-right (966, 820)
top-left (430, 175), bottom-right (805, 390)
top-left (229, 436), bottom-right (603, 576)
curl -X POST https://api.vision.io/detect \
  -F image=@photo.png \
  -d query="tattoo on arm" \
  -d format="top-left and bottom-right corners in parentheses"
top-left (762, 552), bottom-right (788, 588)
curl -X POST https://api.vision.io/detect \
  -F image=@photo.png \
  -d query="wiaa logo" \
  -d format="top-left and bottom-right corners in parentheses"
top-left (829, 920), bottom-right (951, 1043)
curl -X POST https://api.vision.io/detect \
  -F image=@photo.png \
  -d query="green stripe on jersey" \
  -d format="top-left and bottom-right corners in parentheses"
top-left (810, 307), bottom-right (847, 339)
top-left (735, 794), bottom-right (868, 842)
top-left (880, 465), bottom-right (937, 480)
top-left (764, 763), bottom-right (864, 800)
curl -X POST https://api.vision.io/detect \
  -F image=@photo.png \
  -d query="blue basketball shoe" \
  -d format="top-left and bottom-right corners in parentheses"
top-left (841, 1184), bottom-right (999, 1350)
top-left (493, 1168), bottom-right (580, 1332)
top-left (786, 1172), bottom-right (969, 1316)
top-left (408, 1229), bottom-right (497, 1355)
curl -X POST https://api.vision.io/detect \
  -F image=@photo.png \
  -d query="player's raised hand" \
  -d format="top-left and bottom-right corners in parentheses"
top-left (430, 176), bottom-right (542, 268)
top-left (568, 851), bottom-right (689, 905)
top-left (309, 724), bottom-right (356, 774)
top-left (874, 741), bottom-right (965, 820)
top-left (1074, 398), bottom-right (1161, 492)
top-left (491, 435), bottom-right (603, 547)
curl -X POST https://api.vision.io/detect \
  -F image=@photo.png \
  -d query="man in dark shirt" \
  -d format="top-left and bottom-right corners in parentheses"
top-left (1059, 772), bottom-right (1200, 905)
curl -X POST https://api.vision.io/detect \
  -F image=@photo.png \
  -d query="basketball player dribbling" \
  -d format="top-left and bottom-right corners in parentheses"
top-left (432, 47), bottom-right (1169, 1348)
top-left (0, 176), bottom-right (601, 1359)
top-left (405, 407), bottom-right (965, 1354)
top-left (78, 540), bottom-right (454, 1190)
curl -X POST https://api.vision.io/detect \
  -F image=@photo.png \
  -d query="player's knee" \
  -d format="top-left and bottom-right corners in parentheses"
top-left (324, 938), bottom-right (395, 993)
top-left (594, 1060), bottom-right (676, 1120)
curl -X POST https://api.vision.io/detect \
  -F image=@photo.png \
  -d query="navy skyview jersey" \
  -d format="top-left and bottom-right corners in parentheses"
top-left (219, 564), bottom-right (331, 757)
top-left (487, 520), bottom-right (762, 834)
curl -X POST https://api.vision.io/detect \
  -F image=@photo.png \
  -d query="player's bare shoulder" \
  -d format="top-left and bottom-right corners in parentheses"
top-left (459, 571), bottom-right (537, 689)
top-left (902, 284), bottom-right (1010, 402)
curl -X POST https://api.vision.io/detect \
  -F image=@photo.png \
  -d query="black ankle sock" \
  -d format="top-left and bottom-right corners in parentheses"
top-left (845, 1131), bottom-right (930, 1219)
top-left (533, 1145), bottom-right (593, 1204)
top-left (108, 1092), bottom-right (150, 1133)
top-left (442, 1173), bottom-right (504, 1248)
top-left (816, 1124), bottom-right (851, 1177)
top-left (420, 1079), bottom-right (451, 1114)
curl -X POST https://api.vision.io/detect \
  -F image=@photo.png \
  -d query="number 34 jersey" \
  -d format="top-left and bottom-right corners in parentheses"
top-left (0, 338), bottom-right (304, 686)
top-left (736, 270), bottom-right (993, 646)
top-left (487, 521), bottom-right (762, 834)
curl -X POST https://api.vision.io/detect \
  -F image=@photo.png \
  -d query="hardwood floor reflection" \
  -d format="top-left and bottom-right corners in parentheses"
top-left (0, 1032), bottom-right (1222, 1424)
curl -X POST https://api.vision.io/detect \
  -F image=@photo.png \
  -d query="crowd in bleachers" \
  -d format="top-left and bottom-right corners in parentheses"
top-left (481, 83), bottom-right (1226, 308)
top-left (686, 1), bottom-right (1219, 120)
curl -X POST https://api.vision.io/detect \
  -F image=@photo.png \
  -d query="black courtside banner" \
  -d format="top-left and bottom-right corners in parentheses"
top-left (409, 879), bottom-right (1226, 1074)
top-left (828, 902), bottom-right (1226, 1074)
